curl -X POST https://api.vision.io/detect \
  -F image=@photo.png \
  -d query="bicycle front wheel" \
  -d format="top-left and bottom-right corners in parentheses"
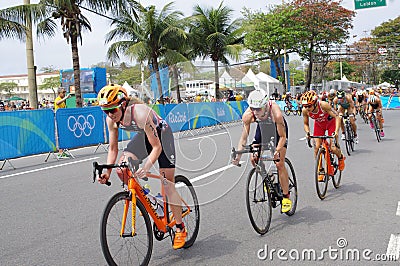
top-left (284, 158), bottom-right (298, 216)
top-left (100, 192), bottom-right (153, 266)
top-left (315, 148), bottom-right (329, 200)
top-left (344, 122), bottom-right (352, 156)
top-left (174, 175), bottom-right (200, 248)
top-left (246, 168), bottom-right (272, 235)
top-left (331, 154), bottom-right (342, 189)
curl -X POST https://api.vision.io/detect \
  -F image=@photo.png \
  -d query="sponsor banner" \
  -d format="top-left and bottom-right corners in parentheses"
top-left (0, 109), bottom-right (56, 160)
top-left (164, 103), bottom-right (190, 132)
top-left (56, 107), bottom-right (105, 149)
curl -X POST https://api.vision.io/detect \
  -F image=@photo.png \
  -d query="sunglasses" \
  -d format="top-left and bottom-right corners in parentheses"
top-left (102, 105), bottom-right (120, 114)
top-left (303, 104), bottom-right (314, 109)
top-left (250, 107), bottom-right (262, 111)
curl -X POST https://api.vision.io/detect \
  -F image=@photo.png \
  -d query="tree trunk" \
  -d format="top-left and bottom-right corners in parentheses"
top-left (305, 45), bottom-right (314, 90)
top-left (214, 60), bottom-right (220, 100)
top-left (153, 59), bottom-right (164, 105)
top-left (171, 65), bottom-right (181, 103)
top-left (71, 35), bottom-right (82, 107)
top-left (24, 0), bottom-right (38, 108)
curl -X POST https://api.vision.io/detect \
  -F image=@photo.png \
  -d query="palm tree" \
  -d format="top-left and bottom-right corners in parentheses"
top-left (0, 2), bottom-right (46, 108)
top-left (1, 0), bottom-right (130, 108)
top-left (189, 2), bottom-right (244, 100)
top-left (105, 1), bottom-right (187, 104)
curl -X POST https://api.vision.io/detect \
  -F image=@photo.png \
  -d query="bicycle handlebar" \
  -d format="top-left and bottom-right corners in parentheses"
top-left (92, 158), bottom-right (144, 186)
top-left (306, 135), bottom-right (335, 148)
top-left (231, 142), bottom-right (280, 167)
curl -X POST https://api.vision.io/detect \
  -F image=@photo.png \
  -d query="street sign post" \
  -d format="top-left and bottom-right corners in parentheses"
top-left (354, 0), bottom-right (386, 10)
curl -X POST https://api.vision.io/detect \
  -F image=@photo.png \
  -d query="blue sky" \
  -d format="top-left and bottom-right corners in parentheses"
top-left (0, 0), bottom-right (399, 76)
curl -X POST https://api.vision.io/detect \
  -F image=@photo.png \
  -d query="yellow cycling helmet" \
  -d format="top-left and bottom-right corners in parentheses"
top-left (301, 90), bottom-right (318, 106)
top-left (97, 84), bottom-right (128, 109)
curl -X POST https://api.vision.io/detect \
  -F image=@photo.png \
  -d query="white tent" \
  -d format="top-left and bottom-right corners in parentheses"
top-left (122, 81), bottom-right (139, 96)
top-left (256, 72), bottom-right (283, 95)
top-left (240, 69), bottom-right (283, 96)
top-left (377, 82), bottom-right (392, 88)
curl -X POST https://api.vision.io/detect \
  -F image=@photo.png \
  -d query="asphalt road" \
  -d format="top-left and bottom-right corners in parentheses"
top-left (1, 110), bottom-right (399, 265)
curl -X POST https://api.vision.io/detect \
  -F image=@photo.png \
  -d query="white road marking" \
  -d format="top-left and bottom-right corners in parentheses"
top-left (386, 234), bottom-right (400, 261)
top-left (299, 137), bottom-right (307, 141)
top-left (0, 157), bottom-right (99, 179)
top-left (397, 201), bottom-right (400, 216)
top-left (188, 132), bottom-right (228, 141)
top-left (189, 161), bottom-right (245, 183)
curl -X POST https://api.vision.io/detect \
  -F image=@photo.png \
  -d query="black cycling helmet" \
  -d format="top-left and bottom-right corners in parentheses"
top-left (337, 89), bottom-right (345, 99)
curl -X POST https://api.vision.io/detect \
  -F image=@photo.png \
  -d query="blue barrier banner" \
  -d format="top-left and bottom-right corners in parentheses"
top-left (382, 95), bottom-right (400, 109)
top-left (0, 109), bottom-right (56, 160)
top-left (227, 101), bottom-right (246, 119)
top-left (164, 103), bottom-right (190, 132)
top-left (188, 102), bottom-right (218, 129)
top-left (56, 107), bottom-right (105, 149)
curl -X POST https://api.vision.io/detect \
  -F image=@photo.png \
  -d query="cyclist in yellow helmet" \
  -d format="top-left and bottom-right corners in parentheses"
top-left (97, 84), bottom-right (187, 249)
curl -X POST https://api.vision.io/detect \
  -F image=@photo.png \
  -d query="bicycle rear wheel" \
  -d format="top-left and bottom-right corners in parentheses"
top-left (246, 168), bottom-right (272, 235)
top-left (331, 154), bottom-right (342, 189)
top-left (315, 148), bottom-right (329, 200)
top-left (284, 158), bottom-right (297, 216)
top-left (100, 192), bottom-right (153, 266)
top-left (174, 175), bottom-right (200, 248)
top-left (284, 106), bottom-right (290, 116)
top-left (372, 116), bottom-right (381, 142)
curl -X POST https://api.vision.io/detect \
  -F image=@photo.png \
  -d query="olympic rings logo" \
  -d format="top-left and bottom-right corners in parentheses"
top-left (67, 114), bottom-right (96, 138)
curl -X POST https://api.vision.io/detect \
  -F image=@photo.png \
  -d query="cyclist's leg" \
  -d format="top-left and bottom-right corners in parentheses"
top-left (337, 106), bottom-right (345, 137)
top-left (275, 119), bottom-right (289, 196)
top-left (157, 125), bottom-right (186, 248)
top-left (348, 108), bottom-right (357, 137)
top-left (313, 123), bottom-right (324, 157)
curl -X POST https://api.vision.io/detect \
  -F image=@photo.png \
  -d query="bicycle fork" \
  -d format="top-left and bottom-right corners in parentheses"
top-left (120, 189), bottom-right (137, 237)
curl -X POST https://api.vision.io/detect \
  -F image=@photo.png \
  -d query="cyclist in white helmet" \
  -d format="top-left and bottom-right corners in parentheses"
top-left (367, 91), bottom-right (385, 137)
top-left (232, 89), bottom-right (292, 213)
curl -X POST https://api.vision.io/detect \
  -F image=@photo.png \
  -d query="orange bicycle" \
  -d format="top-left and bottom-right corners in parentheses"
top-left (307, 135), bottom-right (342, 200)
top-left (93, 159), bottom-right (200, 266)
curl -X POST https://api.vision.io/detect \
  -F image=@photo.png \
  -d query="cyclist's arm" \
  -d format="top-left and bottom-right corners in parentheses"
top-left (104, 118), bottom-right (119, 177)
top-left (302, 108), bottom-right (311, 135)
top-left (235, 110), bottom-right (252, 161)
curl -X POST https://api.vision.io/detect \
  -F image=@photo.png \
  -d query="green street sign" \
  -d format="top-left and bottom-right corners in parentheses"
top-left (354, 0), bottom-right (386, 9)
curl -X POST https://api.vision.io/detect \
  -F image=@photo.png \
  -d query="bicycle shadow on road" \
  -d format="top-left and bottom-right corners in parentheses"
top-left (270, 206), bottom-right (333, 233)
top-left (322, 181), bottom-right (370, 202)
top-left (153, 233), bottom-right (241, 265)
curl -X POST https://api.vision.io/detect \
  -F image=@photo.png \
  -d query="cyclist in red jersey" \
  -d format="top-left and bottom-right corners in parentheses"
top-left (301, 90), bottom-right (345, 172)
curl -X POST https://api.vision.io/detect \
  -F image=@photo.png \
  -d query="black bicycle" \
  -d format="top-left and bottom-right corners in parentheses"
top-left (231, 137), bottom-right (297, 235)
top-left (342, 112), bottom-right (355, 156)
top-left (369, 111), bottom-right (382, 142)
top-left (284, 102), bottom-right (301, 116)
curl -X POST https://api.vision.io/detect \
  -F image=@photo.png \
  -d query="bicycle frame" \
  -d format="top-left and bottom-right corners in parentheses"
top-left (93, 161), bottom-right (192, 237)
top-left (126, 172), bottom-right (192, 236)
top-left (308, 135), bottom-right (335, 176)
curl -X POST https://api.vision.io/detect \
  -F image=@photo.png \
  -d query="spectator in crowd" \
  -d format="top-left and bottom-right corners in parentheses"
top-left (0, 100), bottom-right (5, 111)
top-left (54, 87), bottom-right (71, 158)
top-left (54, 87), bottom-right (71, 111)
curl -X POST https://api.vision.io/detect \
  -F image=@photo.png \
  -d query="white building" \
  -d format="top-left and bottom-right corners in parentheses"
top-left (0, 72), bottom-right (59, 101)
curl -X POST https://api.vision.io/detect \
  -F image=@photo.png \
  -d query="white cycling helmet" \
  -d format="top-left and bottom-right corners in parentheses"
top-left (356, 90), bottom-right (363, 96)
top-left (247, 90), bottom-right (268, 108)
top-left (329, 89), bottom-right (336, 96)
